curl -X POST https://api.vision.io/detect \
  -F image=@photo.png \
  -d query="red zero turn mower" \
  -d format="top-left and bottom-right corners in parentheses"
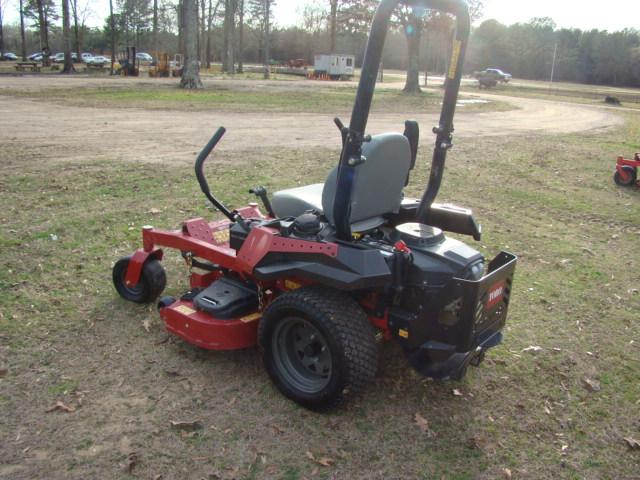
top-left (113, 0), bottom-right (517, 410)
top-left (614, 153), bottom-right (640, 187)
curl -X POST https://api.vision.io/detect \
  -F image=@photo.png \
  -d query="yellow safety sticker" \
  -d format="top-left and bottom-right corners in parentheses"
top-left (175, 304), bottom-right (196, 316)
top-left (448, 40), bottom-right (462, 80)
top-left (240, 312), bottom-right (262, 323)
top-left (398, 329), bottom-right (409, 339)
top-left (284, 280), bottom-right (301, 290)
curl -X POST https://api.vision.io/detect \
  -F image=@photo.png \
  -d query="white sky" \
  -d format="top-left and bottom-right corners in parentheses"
top-left (2, 0), bottom-right (639, 33)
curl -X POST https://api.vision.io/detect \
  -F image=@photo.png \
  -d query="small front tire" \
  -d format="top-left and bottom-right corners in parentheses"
top-left (112, 256), bottom-right (166, 304)
top-left (259, 287), bottom-right (378, 410)
top-left (614, 166), bottom-right (637, 187)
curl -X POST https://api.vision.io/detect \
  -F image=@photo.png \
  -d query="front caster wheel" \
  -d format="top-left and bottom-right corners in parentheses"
top-left (614, 166), bottom-right (637, 187)
top-left (258, 287), bottom-right (379, 410)
top-left (112, 256), bottom-right (166, 304)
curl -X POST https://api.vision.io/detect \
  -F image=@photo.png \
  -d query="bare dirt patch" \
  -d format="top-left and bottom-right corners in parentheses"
top-left (0, 76), bottom-right (622, 167)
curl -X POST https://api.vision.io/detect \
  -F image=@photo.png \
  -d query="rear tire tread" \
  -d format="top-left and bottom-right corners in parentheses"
top-left (259, 286), bottom-right (378, 410)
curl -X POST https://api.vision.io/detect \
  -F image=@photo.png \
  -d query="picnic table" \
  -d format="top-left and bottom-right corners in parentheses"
top-left (15, 61), bottom-right (41, 72)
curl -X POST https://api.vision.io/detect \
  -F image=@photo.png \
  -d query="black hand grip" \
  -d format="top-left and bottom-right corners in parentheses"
top-left (194, 127), bottom-right (236, 222)
top-left (195, 126), bottom-right (226, 195)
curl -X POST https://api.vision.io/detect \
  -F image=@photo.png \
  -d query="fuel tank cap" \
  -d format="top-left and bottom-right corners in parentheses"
top-left (395, 223), bottom-right (445, 248)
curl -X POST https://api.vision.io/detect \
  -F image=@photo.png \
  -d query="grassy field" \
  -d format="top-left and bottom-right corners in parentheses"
top-left (0, 91), bottom-right (639, 479)
top-left (0, 79), bottom-right (509, 114)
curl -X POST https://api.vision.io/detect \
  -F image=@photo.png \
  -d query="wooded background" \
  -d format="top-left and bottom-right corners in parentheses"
top-left (1, 0), bottom-right (639, 87)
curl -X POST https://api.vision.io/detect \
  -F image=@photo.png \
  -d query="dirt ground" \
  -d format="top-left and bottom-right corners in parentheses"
top-left (0, 76), bottom-right (622, 165)
top-left (1, 75), bottom-right (638, 480)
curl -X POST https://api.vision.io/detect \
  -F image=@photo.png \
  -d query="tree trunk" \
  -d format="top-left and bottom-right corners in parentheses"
top-left (19, 0), bottom-right (27, 61)
top-left (263, 0), bottom-right (270, 79)
top-left (180, 0), bottom-right (203, 89)
top-left (0, 1), bottom-right (4, 54)
top-left (109, 0), bottom-right (115, 75)
top-left (237, 0), bottom-right (244, 73)
top-left (199, 0), bottom-right (206, 65)
top-left (329, 0), bottom-right (337, 53)
top-left (403, 15), bottom-right (422, 93)
top-left (37, 0), bottom-right (50, 66)
top-left (61, 0), bottom-right (76, 73)
top-left (71, 0), bottom-right (80, 60)
top-left (153, 0), bottom-right (158, 58)
top-left (205, 0), bottom-right (212, 69)
top-left (223, 0), bottom-right (236, 73)
top-left (178, 1), bottom-right (185, 59)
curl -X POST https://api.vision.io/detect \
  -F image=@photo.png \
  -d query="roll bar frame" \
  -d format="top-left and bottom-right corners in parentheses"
top-left (332, 0), bottom-right (471, 240)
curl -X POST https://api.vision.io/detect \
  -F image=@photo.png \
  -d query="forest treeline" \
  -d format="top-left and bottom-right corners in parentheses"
top-left (1, 0), bottom-right (639, 87)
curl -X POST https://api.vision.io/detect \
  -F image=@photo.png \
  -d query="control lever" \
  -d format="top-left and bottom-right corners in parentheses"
top-left (333, 117), bottom-right (348, 146)
top-left (249, 186), bottom-right (276, 218)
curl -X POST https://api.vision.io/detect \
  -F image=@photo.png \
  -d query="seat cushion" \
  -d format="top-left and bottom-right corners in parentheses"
top-left (271, 183), bottom-right (324, 218)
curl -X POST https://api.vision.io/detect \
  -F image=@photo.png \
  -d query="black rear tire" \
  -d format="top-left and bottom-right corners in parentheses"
top-left (258, 287), bottom-right (378, 410)
top-left (112, 256), bottom-right (166, 304)
top-left (614, 166), bottom-right (637, 187)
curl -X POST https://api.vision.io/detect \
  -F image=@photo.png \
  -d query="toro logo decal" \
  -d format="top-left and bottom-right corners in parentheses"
top-left (485, 282), bottom-right (505, 310)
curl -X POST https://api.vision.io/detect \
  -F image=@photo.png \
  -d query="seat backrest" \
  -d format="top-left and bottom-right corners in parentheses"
top-left (322, 133), bottom-right (412, 230)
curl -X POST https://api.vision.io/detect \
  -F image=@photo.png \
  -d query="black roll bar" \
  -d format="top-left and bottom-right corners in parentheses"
top-left (332, 0), bottom-right (471, 240)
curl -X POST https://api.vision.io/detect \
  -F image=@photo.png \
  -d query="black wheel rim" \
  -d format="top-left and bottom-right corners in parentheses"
top-left (271, 316), bottom-right (332, 394)
top-left (117, 269), bottom-right (145, 298)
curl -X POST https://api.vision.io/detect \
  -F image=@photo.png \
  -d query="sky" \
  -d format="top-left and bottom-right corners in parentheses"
top-left (2, 0), bottom-right (640, 33)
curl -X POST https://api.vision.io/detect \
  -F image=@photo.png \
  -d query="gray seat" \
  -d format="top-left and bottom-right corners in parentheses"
top-left (271, 133), bottom-right (412, 231)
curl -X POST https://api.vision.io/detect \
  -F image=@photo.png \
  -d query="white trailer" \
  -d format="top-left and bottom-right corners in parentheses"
top-left (313, 54), bottom-right (355, 80)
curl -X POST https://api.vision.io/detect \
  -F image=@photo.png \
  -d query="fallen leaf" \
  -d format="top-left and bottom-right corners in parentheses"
top-left (624, 437), bottom-right (640, 449)
top-left (311, 466), bottom-right (319, 476)
top-left (305, 451), bottom-right (334, 467)
top-left (170, 420), bottom-right (203, 432)
top-left (148, 208), bottom-right (162, 215)
top-left (0, 367), bottom-right (7, 377)
top-left (227, 396), bottom-right (237, 406)
top-left (522, 345), bottom-right (543, 353)
top-left (271, 424), bottom-right (286, 434)
top-left (46, 401), bottom-right (75, 413)
top-left (582, 377), bottom-right (601, 392)
top-left (124, 452), bottom-right (138, 473)
top-left (142, 319), bottom-right (152, 332)
top-left (503, 468), bottom-right (512, 479)
top-left (414, 413), bottom-right (431, 433)
top-left (452, 389), bottom-right (464, 397)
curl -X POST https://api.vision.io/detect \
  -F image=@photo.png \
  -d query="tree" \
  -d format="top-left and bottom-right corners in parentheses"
top-left (180, 0), bottom-right (203, 88)
top-left (61, 0), bottom-right (75, 73)
top-left (222, 0), bottom-right (237, 73)
top-left (237, 0), bottom-right (244, 72)
top-left (394, 6), bottom-right (423, 93)
top-left (19, 0), bottom-right (27, 60)
top-left (0, 0), bottom-right (5, 54)
top-left (109, 0), bottom-right (116, 74)
top-left (70, 0), bottom-right (91, 59)
top-left (329, 0), bottom-right (337, 52)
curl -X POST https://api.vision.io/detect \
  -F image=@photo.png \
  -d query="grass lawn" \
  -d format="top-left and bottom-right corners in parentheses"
top-left (0, 79), bottom-right (512, 114)
top-left (0, 100), bottom-right (639, 479)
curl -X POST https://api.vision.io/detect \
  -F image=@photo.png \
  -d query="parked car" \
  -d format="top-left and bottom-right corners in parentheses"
top-left (51, 52), bottom-right (79, 63)
top-left (28, 52), bottom-right (42, 61)
top-left (477, 68), bottom-right (512, 83)
top-left (81, 52), bottom-right (94, 63)
top-left (136, 52), bottom-right (153, 62)
top-left (0, 52), bottom-right (18, 61)
top-left (87, 55), bottom-right (109, 66)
